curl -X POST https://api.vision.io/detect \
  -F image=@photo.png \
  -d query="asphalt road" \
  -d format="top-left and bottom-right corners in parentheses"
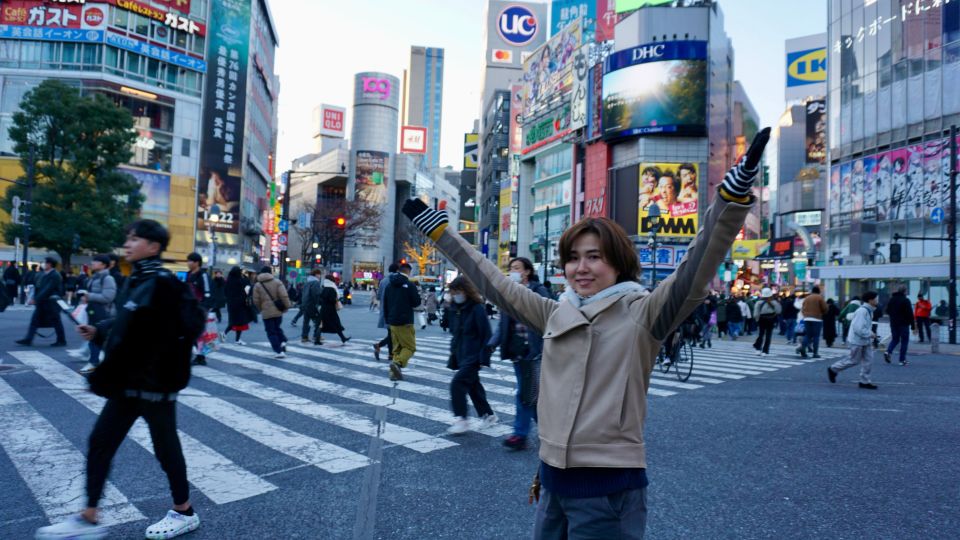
top-left (1, 291), bottom-right (958, 539)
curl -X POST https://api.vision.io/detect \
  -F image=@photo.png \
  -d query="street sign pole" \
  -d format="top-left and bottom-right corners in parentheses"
top-left (949, 125), bottom-right (957, 344)
top-left (21, 145), bottom-right (34, 271)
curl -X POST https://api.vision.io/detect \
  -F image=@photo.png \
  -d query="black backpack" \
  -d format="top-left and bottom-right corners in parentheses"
top-left (173, 275), bottom-right (206, 344)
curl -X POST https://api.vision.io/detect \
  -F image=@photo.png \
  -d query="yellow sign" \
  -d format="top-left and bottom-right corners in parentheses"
top-left (463, 133), bottom-right (479, 170)
top-left (731, 239), bottom-right (768, 260)
top-left (638, 162), bottom-right (699, 238)
top-left (787, 47), bottom-right (827, 86)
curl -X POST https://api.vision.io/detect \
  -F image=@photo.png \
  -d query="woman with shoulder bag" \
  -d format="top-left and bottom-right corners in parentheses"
top-left (318, 274), bottom-right (351, 345)
top-left (251, 266), bottom-right (290, 358)
top-left (445, 276), bottom-right (497, 435)
top-left (753, 287), bottom-right (781, 356)
top-left (224, 266), bottom-right (253, 345)
top-left (403, 129), bottom-right (770, 538)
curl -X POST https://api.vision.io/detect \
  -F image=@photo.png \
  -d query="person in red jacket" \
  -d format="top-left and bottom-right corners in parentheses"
top-left (914, 292), bottom-right (933, 343)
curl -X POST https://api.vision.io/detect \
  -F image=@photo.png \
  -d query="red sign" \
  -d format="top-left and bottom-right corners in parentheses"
top-left (400, 126), bottom-right (428, 154)
top-left (1, 1), bottom-right (82, 28)
top-left (320, 106), bottom-right (345, 138)
top-left (83, 5), bottom-right (106, 28)
top-left (108, 0), bottom-right (206, 36)
top-left (153, 0), bottom-right (192, 15)
top-left (596, 0), bottom-right (616, 42)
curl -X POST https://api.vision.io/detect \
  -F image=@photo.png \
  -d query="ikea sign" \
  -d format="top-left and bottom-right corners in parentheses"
top-left (786, 47), bottom-right (827, 87)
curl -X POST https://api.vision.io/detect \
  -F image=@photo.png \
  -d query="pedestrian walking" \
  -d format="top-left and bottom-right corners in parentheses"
top-left (883, 285), bottom-right (914, 365)
top-left (298, 269), bottom-right (323, 344)
top-left (318, 274), bottom-right (351, 344)
top-left (445, 276), bottom-right (497, 435)
top-left (423, 285), bottom-right (439, 325)
top-left (15, 256), bottom-right (66, 347)
top-left (828, 291), bottom-right (879, 390)
top-left (64, 270), bottom-right (79, 305)
top-left (79, 254), bottom-right (116, 374)
top-left (933, 299), bottom-right (949, 324)
top-left (22, 263), bottom-right (38, 304)
top-left (823, 298), bottom-right (840, 347)
top-left (781, 294), bottom-right (799, 344)
top-left (726, 296), bottom-right (744, 340)
top-left (490, 257), bottom-right (551, 449)
top-left (372, 264), bottom-right (399, 362)
top-left (210, 269), bottom-right (226, 323)
top-left (839, 296), bottom-right (862, 344)
top-left (381, 261), bottom-right (421, 380)
top-left (34, 219), bottom-right (203, 540)
top-left (798, 286), bottom-right (828, 358)
top-left (402, 128), bottom-right (770, 538)
top-left (107, 254), bottom-right (125, 308)
top-left (224, 266), bottom-right (254, 345)
top-left (752, 288), bottom-right (781, 355)
top-left (185, 252), bottom-right (214, 366)
top-left (695, 296), bottom-right (716, 348)
top-left (3, 260), bottom-right (21, 304)
top-left (252, 266), bottom-right (291, 358)
top-left (913, 292), bottom-right (932, 343)
top-left (739, 296), bottom-right (753, 335)
top-left (716, 295), bottom-right (728, 338)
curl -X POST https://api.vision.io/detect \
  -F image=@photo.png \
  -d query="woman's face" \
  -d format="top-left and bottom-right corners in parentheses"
top-left (509, 260), bottom-right (529, 282)
top-left (564, 232), bottom-right (619, 297)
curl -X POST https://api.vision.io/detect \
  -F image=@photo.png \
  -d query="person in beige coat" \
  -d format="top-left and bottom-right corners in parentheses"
top-left (251, 266), bottom-right (291, 358)
top-left (403, 130), bottom-right (771, 538)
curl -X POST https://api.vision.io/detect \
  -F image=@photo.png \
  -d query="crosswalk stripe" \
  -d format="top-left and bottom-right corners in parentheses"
top-left (347, 339), bottom-right (517, 385)
top-left (0, 376), bottom-right (146, 525)
top-left (207, 351), bottom-right (511, 438)
top-left (177, 391), bottom-right (370, 474)
top-left (11, 351), bottom-right (278, 505)
top-left (693, 359), bottom-right (779, 371)
top-left (220, 345), bottom-right (517, 435)
top-left (191, 365), bottom-right (456, 454)
top-left (684, 361), bottom-right (765, 375)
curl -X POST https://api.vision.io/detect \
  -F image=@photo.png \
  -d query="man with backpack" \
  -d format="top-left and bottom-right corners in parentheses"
top-left (753, 288), bottom-right (781, 356)
top-left (35, 220), bottom-right (203, 540)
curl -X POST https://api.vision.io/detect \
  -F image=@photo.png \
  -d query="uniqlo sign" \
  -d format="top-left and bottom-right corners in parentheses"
top-left (318, 104), bottom-right (345, 138)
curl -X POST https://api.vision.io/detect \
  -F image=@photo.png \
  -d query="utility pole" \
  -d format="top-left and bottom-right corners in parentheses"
top-left (949, 125), bottom-right (957, 345)
top-left (542, 205), bottom-right (550, 282)
top-left (22, 145), bottom-right (34, 271)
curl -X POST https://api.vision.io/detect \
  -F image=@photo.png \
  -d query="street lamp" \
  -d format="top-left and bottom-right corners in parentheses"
top-left (207, 203), bottom-right (221, 269)
top-left (647, 204), bottom-right (662, 288)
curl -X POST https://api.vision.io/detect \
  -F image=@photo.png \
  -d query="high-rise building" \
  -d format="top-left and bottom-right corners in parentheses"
top-left (404, 46), bottom-right (444, 170)
top-left (815, 0), bottom-right (958, 310)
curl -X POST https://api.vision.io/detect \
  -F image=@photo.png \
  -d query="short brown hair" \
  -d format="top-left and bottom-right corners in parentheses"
top-left (557, 217), bottom-right (639, 283)
top-left (448, 275), bottom-right (484, 305)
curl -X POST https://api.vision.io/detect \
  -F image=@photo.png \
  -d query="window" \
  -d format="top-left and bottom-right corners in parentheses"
top-left (62, 43), bottom-right (77, 65)
top-left (133, 14), bottom-right (150, 37)
top-left (112, 6), bottom-right (128, 29)
top-left (191, 35), bottom-right (205, 55)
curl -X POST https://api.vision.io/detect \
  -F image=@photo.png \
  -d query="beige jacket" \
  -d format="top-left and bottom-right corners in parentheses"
top-left (801, 293), bottom-right (828, 321)
top-left (252, 273), bottom-right (291, 320)
top-left (434, 194), bottom-right (752, 469)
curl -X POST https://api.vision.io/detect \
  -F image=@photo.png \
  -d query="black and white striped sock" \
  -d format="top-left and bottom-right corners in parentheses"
top-left (721, 157), bottom-right (760, 199)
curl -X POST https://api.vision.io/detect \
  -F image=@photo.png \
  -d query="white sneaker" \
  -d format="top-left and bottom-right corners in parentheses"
top-left (481, 413), bottom-right (500, 427)
top-left (447, 417), bottom-right (470, 435)
top-left (144, 509), bottom-right (200, 539)
top-left (66, 346), bottom-right (88, 359)
top-left (79, 363), bottom-right (96, 374)
top-left (235, 340), bottom-right (247, 346)
top-left (755, 350), bottom-right (763, 356)
top-left (762, 352), bottom-right (770, 357)
top-left (274, 352), bottom-right (286, 359)
top-left (35, 514), bottom-right (108, 540)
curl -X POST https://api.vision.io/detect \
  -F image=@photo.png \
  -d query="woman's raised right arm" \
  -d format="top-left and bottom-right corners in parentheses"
top-left (403, 199), bottom-right (556, 333)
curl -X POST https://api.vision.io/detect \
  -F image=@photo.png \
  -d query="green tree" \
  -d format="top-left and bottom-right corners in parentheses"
top-left (1, 79), bottom-right (143, 269)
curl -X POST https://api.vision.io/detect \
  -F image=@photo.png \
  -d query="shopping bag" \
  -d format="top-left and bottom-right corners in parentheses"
top-left (71, 304), bottom-right (89, 326)
top-left (417, 312), bottom-right (427, 328)
top-left (794, 319), bottom-right (806, 336)
top-left (196, 313), bottom-right (221, 356)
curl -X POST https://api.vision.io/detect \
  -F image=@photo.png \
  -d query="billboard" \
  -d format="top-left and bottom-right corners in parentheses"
top-left (595, 0), bottom-right (617, 43)
top-left (520, 17), bottom-right (582, 119)
top-left (400, 126), bottom-right (427, 154)
top-left (786, 46), bottom-right (827, 88)
top-left (569, 43), bottom-right (590, 131)
top-left (122, 167), bottom-right (171, 217)
top-left (484, 1), bottom-right (547, 68)
top-left (602, 41), bottom-right (708, 139)
top-left (196, 0), bottom-right (250, 236)
top-left (805, 99), bottom-right (826, 164)
top-left (550, 0), bottom-right (596, 42)
top-left (317, 104), bottom-right (345, 138)
top-left (638, 162), bottom-right (700, 238)
top-left (463, 133), bottom-right (479, 169)
top-left (355, 150), bottom-right (389, 206)
top-left (829, 133), bottom-right (960, 227)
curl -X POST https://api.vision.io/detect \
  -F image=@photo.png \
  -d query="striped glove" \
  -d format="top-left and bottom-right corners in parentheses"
top-left (402, 198), bottom-right (448, 241)
top-left (721, 127), bottom-right (771, 201)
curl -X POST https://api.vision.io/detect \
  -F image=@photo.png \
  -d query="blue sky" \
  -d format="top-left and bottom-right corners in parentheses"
top-left (272, 0), bottom-right (827, 171)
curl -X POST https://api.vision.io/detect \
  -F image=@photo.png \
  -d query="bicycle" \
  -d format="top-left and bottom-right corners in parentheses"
top-left (656, 322), bottom-right (696, 382)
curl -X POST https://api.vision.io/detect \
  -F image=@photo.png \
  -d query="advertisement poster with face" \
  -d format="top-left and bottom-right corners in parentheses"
top-left (886, 147), bottom-right (910, 221)
top-left (829, 165), bottom-right (840, 217)
top-left (839, 162), bottom-right (852, 214)
top-left (851, 158), bottom-right (865, 212)
top-left (355, 150), bottom-right (389, 206)
top-left (862, 156), bottom-right (877, 219)
top-left (638, 162), bottom-right (699, 238)
top-left (923, 139), bottom-right (947, 215)
top-left (905, 144), bottom-right (926, 219)
top-left (521, 18), bottom-right (581, 119)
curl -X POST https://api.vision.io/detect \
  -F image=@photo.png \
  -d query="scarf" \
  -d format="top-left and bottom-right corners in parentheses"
top-left (130, 257), bottom-right (163, 281)
top-left (560, 281), bottom-right (645, 309)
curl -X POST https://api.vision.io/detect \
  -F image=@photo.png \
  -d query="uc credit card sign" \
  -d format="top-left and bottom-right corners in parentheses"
top-left (786, 47), bottom-right (826, 87)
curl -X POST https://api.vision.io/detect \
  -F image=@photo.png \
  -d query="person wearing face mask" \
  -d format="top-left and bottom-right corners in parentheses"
top-left (489, 257), bottom-right (551, 450)
top-left (402, 128), bottom-right (770, 538)
top-left (445, 276), bottom-right (496, 435)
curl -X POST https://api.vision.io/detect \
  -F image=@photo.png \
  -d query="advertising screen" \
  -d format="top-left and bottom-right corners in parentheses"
top-left (463, 133), bottom-right (479, 169)
top-left (638, 161), bottom-right (699, 238)
top-left (805, 99), bottom-right (826, 164)
top-left (121, 167), bottom-right (171, 216)
top-left (355, 150), bottom-right (389, 206)
top-left (521, 18), bottom-right (581, 119)
top-left (602, 41), bottom-right (707, 138)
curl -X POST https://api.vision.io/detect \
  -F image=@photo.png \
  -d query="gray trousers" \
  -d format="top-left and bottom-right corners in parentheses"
top-left (533, 487), bottom-right (647, 539)
top-left (831, 344), bottom-right (873, 383)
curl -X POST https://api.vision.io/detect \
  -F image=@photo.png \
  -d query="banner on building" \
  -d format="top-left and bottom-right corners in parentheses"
top-left (400, 126), bottom-right (428, 154)
top-left (355, 150), bottom-right (389, 205)
top-left (730, 240), bottom-right (768, 260)
top-left (550, 0), bottom-right (595, 43)
top-left (463, 133), bottom-right (479, 169)
top-left (196, 0), bottom-right (250, 237)
top-left (569, 43), bottom-right (589, 131)
top-left (317, 104), bottom-right (345, 138)
top-left (595, 0), bottom-right (616, 43)
top-left (786, 46), bottom-right (826, 87)
top-left (638, 162), bottom-right (699, 238)
top-left (805, 99), bottom-right (826, 163)
top-left (521, 17), bottom-right (581, 119)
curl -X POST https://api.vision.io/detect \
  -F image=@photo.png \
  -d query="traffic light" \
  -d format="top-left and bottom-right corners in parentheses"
top-left (11, 195), bottom-right (25, 225)
top-left (335, 216), bottom-right (346, 228)
top-left (314, 254), bottom-right (322, 264)
top-left (399, 258), bottom-right (407, 265)
top-left (889, 243), bottom-right (902, 263)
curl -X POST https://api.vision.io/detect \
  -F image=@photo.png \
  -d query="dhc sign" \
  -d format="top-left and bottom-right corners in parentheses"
top-left (497, 5), bottom-right (538, 46)
top-left (786, 47), bottom-right (827, 87)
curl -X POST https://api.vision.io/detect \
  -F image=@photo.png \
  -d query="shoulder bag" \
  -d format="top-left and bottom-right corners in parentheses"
top-left (259, 282), bottom-right (286, 313)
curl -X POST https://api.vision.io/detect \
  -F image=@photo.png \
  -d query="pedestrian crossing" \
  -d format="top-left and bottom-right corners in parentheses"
top-left (0, 332), bottom-right (842, 526)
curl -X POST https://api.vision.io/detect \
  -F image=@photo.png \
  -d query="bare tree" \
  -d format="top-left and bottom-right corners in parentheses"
top-left (293, 198), bottom-right (383, 267)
